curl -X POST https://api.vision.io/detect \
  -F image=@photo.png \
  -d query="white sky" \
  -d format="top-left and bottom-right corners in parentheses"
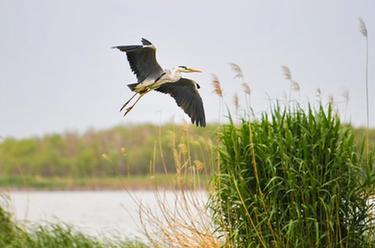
top-left (0, 0), bottom-right (374, 138)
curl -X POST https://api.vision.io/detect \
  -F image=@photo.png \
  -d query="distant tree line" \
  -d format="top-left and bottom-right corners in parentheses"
top-left (0, 124), bottom-right (373, 178)
top-left (0, 124), bottom-right (218, 178)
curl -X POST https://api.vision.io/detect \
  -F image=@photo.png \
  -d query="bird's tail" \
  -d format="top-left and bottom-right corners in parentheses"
top-left (127, 83), bottom-right (138, 91)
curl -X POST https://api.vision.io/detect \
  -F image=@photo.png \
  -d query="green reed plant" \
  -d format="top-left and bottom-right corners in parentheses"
top-left (210, 105), bottom-right (375, 247)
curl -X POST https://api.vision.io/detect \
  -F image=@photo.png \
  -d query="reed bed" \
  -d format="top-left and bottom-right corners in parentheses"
top-left (210, 105), bottom-right (375, 247)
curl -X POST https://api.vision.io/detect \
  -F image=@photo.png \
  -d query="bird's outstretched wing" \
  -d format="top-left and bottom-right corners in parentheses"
top-left (156, 78), bottom-right (206, 127)
top-left (113, 38), bottom-right (163, 83)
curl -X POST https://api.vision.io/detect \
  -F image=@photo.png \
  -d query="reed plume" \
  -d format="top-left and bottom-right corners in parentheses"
top-left (281, 65), bottom-right (292, 80)
top-left (359, 17), bottom-right (368, 38)
top-left (211, 74), bottom-right (224, 122)
top-left (229, 63), bottom-right (253, 117)
top-left (242, 82), bottom-right (251, 95)
top-left (211, 74), bottom-right (223, 97)
top-left (281, 65), bottom-right (300, 104)
top-left (291, 80), bottom-right (300, 91)
top-left (229, 62), bottom-right (244, 79)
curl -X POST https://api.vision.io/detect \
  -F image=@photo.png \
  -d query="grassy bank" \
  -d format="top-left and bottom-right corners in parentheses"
top-left (0, 174), bottom-right (210, 190)
top-left (0, 201), bottom-right (147, 248)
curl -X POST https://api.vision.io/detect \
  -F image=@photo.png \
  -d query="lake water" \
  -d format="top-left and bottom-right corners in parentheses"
top-left (7, 190), bottom-right (208, 239)
top-left (6, 190), bottom-right (375, 243)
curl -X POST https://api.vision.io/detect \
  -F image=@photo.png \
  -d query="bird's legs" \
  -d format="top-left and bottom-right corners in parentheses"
top-left (123, 93), bottom-right (145, 117)
top-left (120, 92), bottom-right (138, 112)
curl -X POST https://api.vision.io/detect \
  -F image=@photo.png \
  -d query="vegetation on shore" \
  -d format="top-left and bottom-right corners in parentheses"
top-left (0, 174), bottom-right (210, 190)
top-left (0, 124), bottom-right (217, 180)
top-left (1, 105), bottom-right (374, 248)
top-left (0, 123), bottom-right (373, 190)
top-left (0, 196), bottom-right (146, 248)
top-left (0, 18), bottom-right (373, 247)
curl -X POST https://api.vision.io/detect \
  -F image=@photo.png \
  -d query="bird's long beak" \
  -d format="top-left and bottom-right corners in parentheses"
top-left (187, 67), bottom-right (202, 73)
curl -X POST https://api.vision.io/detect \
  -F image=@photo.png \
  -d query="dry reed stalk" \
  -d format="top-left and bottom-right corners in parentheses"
top-left (315, 88), bottom-right (322, 104)
top-left (342, 90), bottom-right (350, 122)
top-left (211, 74), bottom-right (224, 123)
top-left (328, 95), bottom-right (334, 105)
top-left (233, 93), bottom-right (239, 112)
top-left (129, 127), bottom-right (220, 248)
top-left (233, 93), bottom-right (240, 123)
top-left (342, 90), bottom-right (350, 105)
top-left (282, 65), bottom-right (293, 104)
top-left (358, 17), bottom-right (369, 164)
top-left (242, 82), bottom-right (254, 118)
top-left (138, 189), bottom-right (220, 248)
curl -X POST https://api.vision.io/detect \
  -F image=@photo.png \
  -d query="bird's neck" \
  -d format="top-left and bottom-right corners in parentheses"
top-left (171, 67), bottom-right (182, 75)
top-left (167, 67), bottom-right (182, 82)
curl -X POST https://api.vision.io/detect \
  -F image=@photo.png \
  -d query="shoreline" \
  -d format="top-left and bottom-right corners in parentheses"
top-left (0, 186), bottom-right (208, 192)
top-left (0, 174), bottom-right (209, 191)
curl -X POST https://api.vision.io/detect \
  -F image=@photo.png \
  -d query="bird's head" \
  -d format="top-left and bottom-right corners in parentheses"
top-left (177, 66), bottom-right (202, 73)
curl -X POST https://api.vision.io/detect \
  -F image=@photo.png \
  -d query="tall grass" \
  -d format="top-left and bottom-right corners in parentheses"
top-left (1, 192), bottom-right (146, 248)
top-left (210, 105), bottom-right (375, 247)
top-left (129, 123), bottom-right (220, 248)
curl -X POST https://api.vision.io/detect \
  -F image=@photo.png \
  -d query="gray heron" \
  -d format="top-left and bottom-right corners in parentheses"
top-left (113, 38), bottom-right (206, 127)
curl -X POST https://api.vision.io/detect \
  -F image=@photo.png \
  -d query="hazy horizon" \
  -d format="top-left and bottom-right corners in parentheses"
top-left (0, 0), bottom-right (374, 138)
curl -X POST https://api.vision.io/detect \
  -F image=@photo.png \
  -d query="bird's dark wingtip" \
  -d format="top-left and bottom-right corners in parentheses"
top-left (112, 45), bottom-right (143, 52)
top-left (193, 119), bottom-right (206, 128)
top-left (141, 38), bottom-right (152, 45)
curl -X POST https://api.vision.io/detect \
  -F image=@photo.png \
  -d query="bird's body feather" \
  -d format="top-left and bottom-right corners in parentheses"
top-left (130, 68), bottom-right (182, 93)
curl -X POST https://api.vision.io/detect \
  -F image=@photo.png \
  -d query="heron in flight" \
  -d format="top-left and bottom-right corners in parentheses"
top-left (113, 38), bottom-right (206, 127)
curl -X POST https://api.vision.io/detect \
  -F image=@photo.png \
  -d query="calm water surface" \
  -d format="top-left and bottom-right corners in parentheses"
top-left (8, 190), bottom-right (208, 239)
